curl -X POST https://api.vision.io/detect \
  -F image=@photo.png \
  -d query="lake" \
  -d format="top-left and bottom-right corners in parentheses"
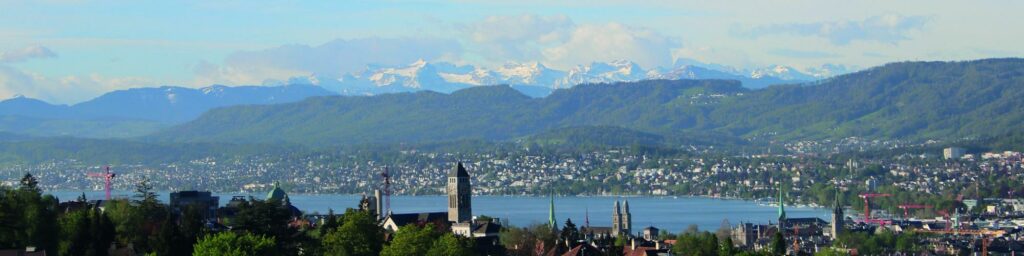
top-left (47, 190), bottom-right (829, 232)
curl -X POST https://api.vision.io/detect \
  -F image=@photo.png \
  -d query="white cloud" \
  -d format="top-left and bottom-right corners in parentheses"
top-left (463, 14), bottom-right (574, 62)
top-left (194, 37), bottom-right (463, 86)
top-left (739, 14), bottom-right (929, 45)
top-left (0, 46), bottom-right (57, 63)
top-left (0, 64), bottom-right (151, 104)
top-left (542, 23), bottom-right (678, 69)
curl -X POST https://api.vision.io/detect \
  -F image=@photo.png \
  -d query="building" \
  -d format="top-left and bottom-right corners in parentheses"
top-left (380, 162), bottom-right (502, 239)
top-left (642, 226), bottom-right (659, 241)
top-left (830, 187), bottom-right (844, 238)
top-left (944, 147), bottom-right (966, 160)
top-left (169, 190), bottom-right (219, 219)
top-left (448, 162), bottom-right (472, 223)
top-left (612, 200), bottom-right (633, 237)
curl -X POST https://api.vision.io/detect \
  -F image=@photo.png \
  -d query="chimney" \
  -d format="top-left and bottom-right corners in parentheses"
top-left (630, 239), bottom-right (636, 250)
top-left (655, 242), bottom-right (661, 250)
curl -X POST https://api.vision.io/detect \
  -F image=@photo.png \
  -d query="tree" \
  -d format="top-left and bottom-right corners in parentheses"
top-left (89, 211), bottom-right (116, 256)
top-left (318, 208), bottom-right (339, 238)
top-left (230, 197), bottom-right (296, 254)
top-left (58, 210), bottom-right (92, 256)
top-left (19, 173), bottom-right (39, 193)
top-left (770, 232), bottom-right (785, 256)
top-left (559, 218), bottom-right (580, 247)
top-left (321, 209), bottom-right (384, 256)
top-left (427, 233), bottom-right (476, 256)
top-left (380, 224), bottom-right (441, 256)
top-left (192, 232), bottom-right (277, 256)
top-left (153, 213), bottom-right (187, 256)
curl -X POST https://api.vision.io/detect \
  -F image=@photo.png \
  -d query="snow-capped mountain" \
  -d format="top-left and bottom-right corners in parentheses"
top-left (750, 65), bottom-right (818, 81)
top-left (307, 59), bottom-right (853, 97)
top-left (554, 60), bottom-right (647, 88)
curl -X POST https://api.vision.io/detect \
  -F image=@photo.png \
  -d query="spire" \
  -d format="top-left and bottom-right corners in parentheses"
top-left (778, 183), bottom-right (786, 222)
top-left (614, 200), bottom-right (621, 214)
top-left (623, 200), bottom-right (630, 213)
top-left (585, 207), bottom-right (590, 229)
top-left (548, 194), bottom-right (557, 230)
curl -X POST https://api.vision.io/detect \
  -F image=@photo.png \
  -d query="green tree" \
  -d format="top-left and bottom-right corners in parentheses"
top-left (192, 232), bottom-right (277, 256)
top-left (380, 224), bottom-right (441, 256)
top-left (559, 218), bottom-right (580, 247)
top-left (426, 233), bottom-right (476, 256)
top-left (770, 232), bottom-right (785, 256)
top-left (321, 209), bottom-right (384, 256)
top-left (19, 173), bottom-right (40, 193)
top-left (58, 210), bottom-right (91, 256)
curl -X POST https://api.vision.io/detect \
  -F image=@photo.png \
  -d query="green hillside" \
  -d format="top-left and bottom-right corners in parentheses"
top-left (150, 58), bottom-right (1024, 147)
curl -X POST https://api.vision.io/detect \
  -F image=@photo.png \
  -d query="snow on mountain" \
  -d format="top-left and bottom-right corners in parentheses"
top-left (554, 60), bottom-right (647, 88)
top-left (310, 59), bottom-right (851, 96)
top-left (750, 65), bottom-right (817, 81)
top-left (494, 62), bottom-right (565, 86)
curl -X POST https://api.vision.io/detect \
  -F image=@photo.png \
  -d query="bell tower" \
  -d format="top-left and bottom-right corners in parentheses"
top-left (448, 162), bottom-right (472, 223)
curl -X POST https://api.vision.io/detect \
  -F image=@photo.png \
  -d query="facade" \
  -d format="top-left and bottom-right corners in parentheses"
top-left (944, 147), bottom-right (966, 160)
top-left (612, 200), bottom-right (633, 237)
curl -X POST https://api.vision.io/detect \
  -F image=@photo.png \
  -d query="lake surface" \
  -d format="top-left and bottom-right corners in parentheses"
top-left (47, 190), bottom-right (829, 232)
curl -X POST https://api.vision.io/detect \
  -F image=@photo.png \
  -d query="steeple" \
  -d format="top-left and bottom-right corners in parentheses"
top-left (548, 194), bottom-right (557, 230)
top-left (831, 185), bottom-right (844, 237)
top-left (778, 183), bottom-right (787, 225)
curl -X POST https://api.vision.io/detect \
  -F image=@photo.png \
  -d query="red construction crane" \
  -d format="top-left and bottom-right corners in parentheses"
top-left (859, 193), bottom-right (892, 224)
top-left (898, 204), bottom-right (934, 219)
top-left (87, 166), bottom-right (116, 200)
top-left (380, 166), bottom-right (391, 215)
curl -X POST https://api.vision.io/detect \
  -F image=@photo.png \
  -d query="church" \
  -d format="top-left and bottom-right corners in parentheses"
top-left (379, 162), bottom-right (501, 238)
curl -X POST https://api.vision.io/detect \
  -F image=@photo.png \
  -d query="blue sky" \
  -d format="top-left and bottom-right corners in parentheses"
top-left (1, 1), bottom-right (1022, 104)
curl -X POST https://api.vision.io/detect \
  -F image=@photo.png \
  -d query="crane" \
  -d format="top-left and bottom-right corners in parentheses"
top-left (897, 204), bottom-right (933, 219)
top-left (859, 193), bottom-right (892, 224)
top-left (87, 166), bottom-right (117, 200)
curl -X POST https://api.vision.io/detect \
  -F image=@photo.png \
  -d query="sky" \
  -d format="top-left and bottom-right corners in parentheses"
top-left (1, 0), bottom-right (1022, 104)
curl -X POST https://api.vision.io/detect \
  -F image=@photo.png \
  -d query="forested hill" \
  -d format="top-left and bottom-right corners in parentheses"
top-left (151, 58), bottom-right (1024, 147)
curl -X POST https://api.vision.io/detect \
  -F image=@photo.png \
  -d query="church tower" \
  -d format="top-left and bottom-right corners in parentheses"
top-left (622, 200), bottom-right (632, 236)
top-left (612, 201), bottom-right (622, 236)
top-left (448, 162), bottom-right (472, 223)
top-left (831, 186), bottom-right (843, 237)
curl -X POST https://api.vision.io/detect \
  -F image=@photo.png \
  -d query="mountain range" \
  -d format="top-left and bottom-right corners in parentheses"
top-left (292, 59), bottom-right (845, 97)
top-left (148, 58), bottom-right (1024, 147)
top-left (0, 84), bottom-right (334, 137)
top-left (0, 59), bottom-right (844, 138)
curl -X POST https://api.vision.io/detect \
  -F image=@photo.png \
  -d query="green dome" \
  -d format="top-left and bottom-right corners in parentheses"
top-left (267, 181), bottom-right (287, 201)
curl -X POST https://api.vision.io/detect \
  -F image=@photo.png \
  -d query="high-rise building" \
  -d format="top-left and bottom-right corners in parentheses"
top-left (448, 162), bottom-right (472, 223)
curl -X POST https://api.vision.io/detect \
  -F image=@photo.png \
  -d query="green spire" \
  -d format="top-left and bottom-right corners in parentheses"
top-left (549, 194), bottom-right (557, 230)
top-left (778, 183), bottom-right (786, 222)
